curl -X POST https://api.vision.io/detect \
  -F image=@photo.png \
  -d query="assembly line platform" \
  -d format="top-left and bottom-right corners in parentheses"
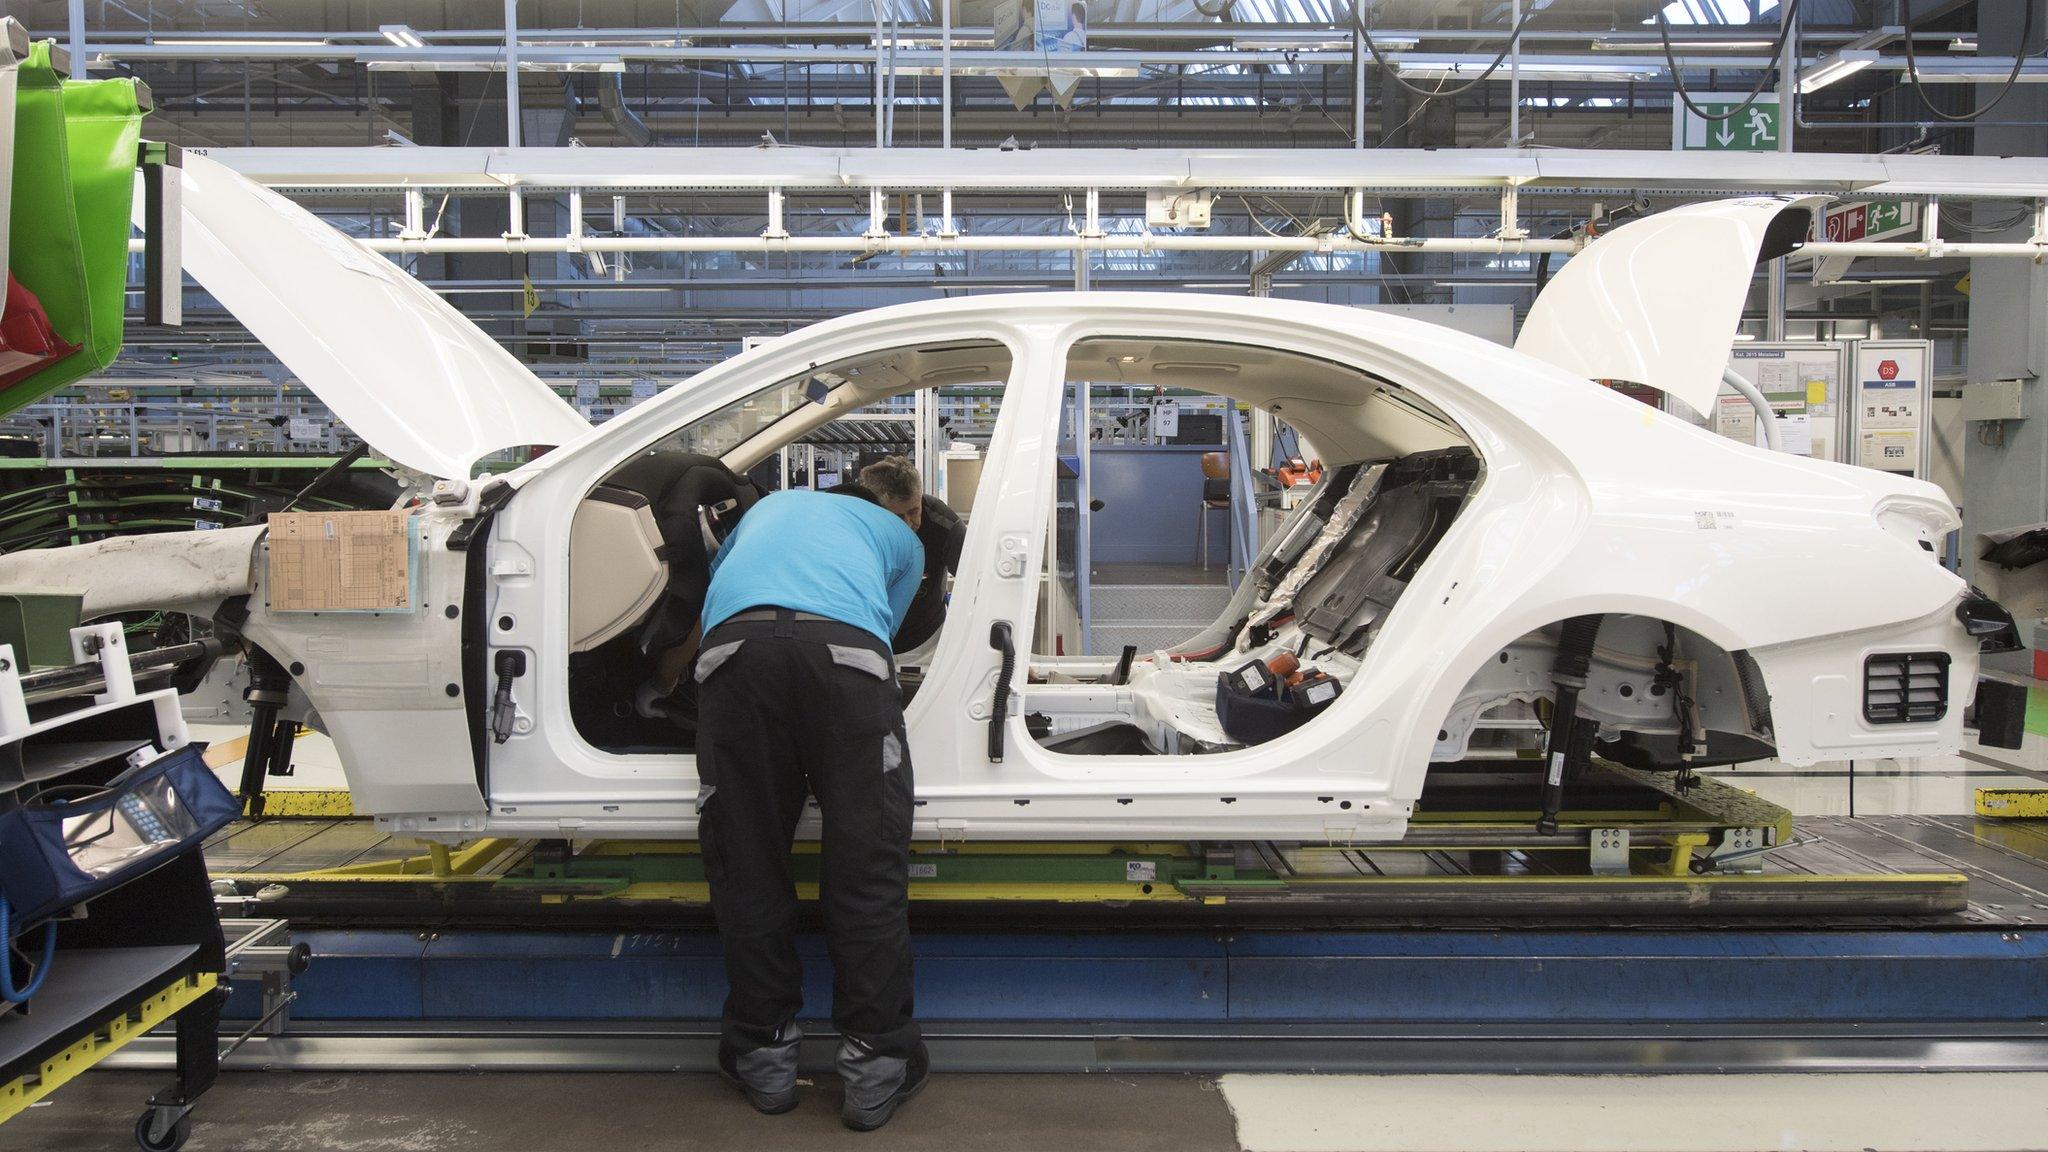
top-left (88, 758), bottom-right (2048, 1073)
top-left (198, 761), bottom-right (2023, 925)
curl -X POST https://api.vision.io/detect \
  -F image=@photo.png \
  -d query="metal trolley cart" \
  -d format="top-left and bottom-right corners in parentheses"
top-left (0, 615), bottom-right (237, 1151)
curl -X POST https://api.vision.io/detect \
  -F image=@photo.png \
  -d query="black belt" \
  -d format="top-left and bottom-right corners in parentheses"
top-left (706, 608), bottom-right (886, 655)
top-left (725, 608), bottom-right (837, 625)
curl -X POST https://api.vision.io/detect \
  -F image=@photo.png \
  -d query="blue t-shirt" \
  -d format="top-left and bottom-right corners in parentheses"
top-left (701, 490), bottom-right (925, 647)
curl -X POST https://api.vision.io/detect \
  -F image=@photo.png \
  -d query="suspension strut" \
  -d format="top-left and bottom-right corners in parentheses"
top-left (237, 648), bottom-right (296, 819)
top-left (1537, 615), bottom-right (1604, 835)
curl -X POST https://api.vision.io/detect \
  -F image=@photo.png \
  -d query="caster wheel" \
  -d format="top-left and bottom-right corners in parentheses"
top-left (134, 1110), bottom-right (190, 1152)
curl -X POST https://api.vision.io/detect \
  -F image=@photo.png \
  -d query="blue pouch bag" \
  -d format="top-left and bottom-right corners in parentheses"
top-left (0, 745), bottom-right (237, 930)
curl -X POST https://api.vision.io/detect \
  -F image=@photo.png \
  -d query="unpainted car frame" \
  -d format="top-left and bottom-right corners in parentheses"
top-left (0, 157), bottom-right (2019, 843)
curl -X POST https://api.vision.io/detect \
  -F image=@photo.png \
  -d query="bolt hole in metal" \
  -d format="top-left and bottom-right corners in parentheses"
top-left (289, 661), bottom-right (305, 676)
top-left (498, 615), bottom-right (515, 631)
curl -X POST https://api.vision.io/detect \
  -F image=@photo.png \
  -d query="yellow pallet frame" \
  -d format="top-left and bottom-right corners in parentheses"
top-left (0, 971), bottom-right (218, 1125)
top-left (1977, 787), bottom-right (2048, 819)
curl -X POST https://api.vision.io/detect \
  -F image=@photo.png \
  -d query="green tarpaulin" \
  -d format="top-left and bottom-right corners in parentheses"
top-left (1, 41), bottom-right (145, 411)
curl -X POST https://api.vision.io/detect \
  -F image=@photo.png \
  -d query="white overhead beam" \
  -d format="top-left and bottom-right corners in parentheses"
top-left (192, 145), bottom-right (2048, 200)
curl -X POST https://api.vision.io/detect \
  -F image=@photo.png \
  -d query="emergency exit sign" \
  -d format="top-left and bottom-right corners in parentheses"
top-left (1673, 93), bottom-right (1782, 151)
top-left (1822, 201), bottom-right (1918, 242)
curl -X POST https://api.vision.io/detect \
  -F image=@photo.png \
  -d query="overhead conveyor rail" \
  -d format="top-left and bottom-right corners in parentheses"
top-left (121, 146), bottom-right (2048, 262)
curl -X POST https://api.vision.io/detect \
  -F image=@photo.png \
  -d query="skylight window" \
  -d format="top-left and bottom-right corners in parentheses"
top-left (1653, 0), bottom-right (1780, 25)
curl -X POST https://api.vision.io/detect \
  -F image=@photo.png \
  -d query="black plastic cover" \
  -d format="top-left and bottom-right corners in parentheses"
top-left (1972, 677), bottom-right (2028, 750)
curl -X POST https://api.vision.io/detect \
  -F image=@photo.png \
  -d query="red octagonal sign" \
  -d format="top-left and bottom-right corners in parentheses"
top-left (1878, 359), bottom-right (1900, 381)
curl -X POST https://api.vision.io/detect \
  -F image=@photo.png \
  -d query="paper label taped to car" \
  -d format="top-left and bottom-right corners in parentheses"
top-left (266, 509), bottom-right (416, 613)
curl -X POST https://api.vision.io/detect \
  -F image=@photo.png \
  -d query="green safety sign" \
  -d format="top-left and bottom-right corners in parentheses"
top-left (1674, 96), bottom-right (1781, 152)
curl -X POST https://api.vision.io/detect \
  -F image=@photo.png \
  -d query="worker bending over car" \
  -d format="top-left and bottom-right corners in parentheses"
top-left (692, 480), bottom-right (929, 1131)
top-left (857, 456), bottom-right (967, 654)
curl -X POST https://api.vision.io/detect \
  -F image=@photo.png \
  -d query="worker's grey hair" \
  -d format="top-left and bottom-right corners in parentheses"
top-left (858, 456), bottom-right (922, 506)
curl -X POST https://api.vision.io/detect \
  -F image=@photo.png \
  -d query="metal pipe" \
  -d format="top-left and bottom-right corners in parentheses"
top-left (885, 0), bottom-right (901, 145)
top-left (1509, 0), bottom-right (1521, 145)
top-left (98, 42), bottom-right (1791, 68)
top-left (83, 24), bottom-right (1945, 47)
top-left (1724, 367), bottom-right (1783, 451)
top-left (350, 232), bottom-right (1582, 254)
top-left (1352, 25), bottom-right (1365, 149)
top-left (941, 0), bottom-right (953, 149)
top-left (1767, 2), bottom-right (1796, 342)
top-left (19, 639), bottom-right (220, 703)
top-left (66, 0), bottom-right (84, 74)
top-left (503, 0), bottom-right (522, 149)
top-left (123, 231), bottom-right (2048, 258)
top-left (873, 0), bottom-right (888, 148)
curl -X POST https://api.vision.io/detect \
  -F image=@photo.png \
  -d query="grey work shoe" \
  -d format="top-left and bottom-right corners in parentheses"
top-left (717, 1028), bottom-right (802, 1115)
top-left (839, 1038), bottom-right (930, 1132)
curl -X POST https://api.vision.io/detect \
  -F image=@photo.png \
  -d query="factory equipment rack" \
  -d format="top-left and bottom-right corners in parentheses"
top-left (0, 625), bottom-right (234, 1150)
top-left (0, 455), bottom-right (397, 551)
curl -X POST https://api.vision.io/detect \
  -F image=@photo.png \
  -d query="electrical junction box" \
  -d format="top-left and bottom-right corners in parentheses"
top-left (1963, 379), bottom-right (2026, 422)
top-left (1146, 188), bottom-right (1213, 230)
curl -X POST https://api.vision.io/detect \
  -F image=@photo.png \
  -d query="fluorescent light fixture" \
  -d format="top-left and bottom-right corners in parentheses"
top-left (380, 24), bottom-right (426, 48)
top-left (873, 35), bottom-right (994, 49)
top-left (899, 64), bottom-right (1140, 77)
top-left (180, 38), bottom-right (329, 48)
top-left (1592, 37), bottom-right (1772, 50)
top-left (1796, 49), bottom-right (1877, 93)
top-left (366, 56), bottom-right (625, 73)
top-left (1906, 60), bottom-right (2048, 83)
top-left (1233, 38), bottom-right (1353, 51)
top-left (1398, 59), bottom-right (1663, 80)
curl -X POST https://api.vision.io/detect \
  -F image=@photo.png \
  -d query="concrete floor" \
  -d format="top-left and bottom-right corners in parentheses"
top-left (12, 1069), bottom-right (2048, 1151)
top-left (1220, 1073), bottom-right (2048, 1152)
top-left (0, 1070), bottom-right (1240, 1152)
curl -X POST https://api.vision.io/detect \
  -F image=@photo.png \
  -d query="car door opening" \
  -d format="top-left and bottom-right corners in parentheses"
top-left (562, 340), bottom-right (1014, 754)
top-left (1025, 337), bottom-right (1482, 757)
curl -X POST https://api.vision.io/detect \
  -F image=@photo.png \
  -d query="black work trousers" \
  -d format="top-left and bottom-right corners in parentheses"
top-left (694, 609), bottom-right (919, 1060)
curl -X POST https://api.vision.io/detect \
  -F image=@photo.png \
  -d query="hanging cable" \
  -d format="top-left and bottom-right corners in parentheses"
top-left (1901, 1), bottom-right (2036, 123)
top-left (1352, 0), bottom-right (1543, 100)
top-left (1658, 0), bottom-right (1803, 122)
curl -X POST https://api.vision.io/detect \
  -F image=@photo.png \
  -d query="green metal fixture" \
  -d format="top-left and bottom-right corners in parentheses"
top-left (0, 589), bottom-right (81, 667)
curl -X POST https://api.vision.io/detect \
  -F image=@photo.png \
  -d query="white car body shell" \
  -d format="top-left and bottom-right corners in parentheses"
top-left (0, 161), bottom-right (1980, 842)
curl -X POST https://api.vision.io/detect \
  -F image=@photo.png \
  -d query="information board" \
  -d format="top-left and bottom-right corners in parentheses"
top-left (1718, 342), bottom-right (1850, 462)
top-left (1851, 340), bottom-right (1933, 478)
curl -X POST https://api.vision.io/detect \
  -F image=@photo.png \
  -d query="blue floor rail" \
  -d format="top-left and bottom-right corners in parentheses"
top-left (227, 928), bottom-right (2048, 1027)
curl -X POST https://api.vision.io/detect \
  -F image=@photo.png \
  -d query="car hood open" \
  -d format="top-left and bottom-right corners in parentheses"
top-left (178, 154), bottom-right (590, 479)
top-left (1513, 196), bottom-right (1824, 417)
